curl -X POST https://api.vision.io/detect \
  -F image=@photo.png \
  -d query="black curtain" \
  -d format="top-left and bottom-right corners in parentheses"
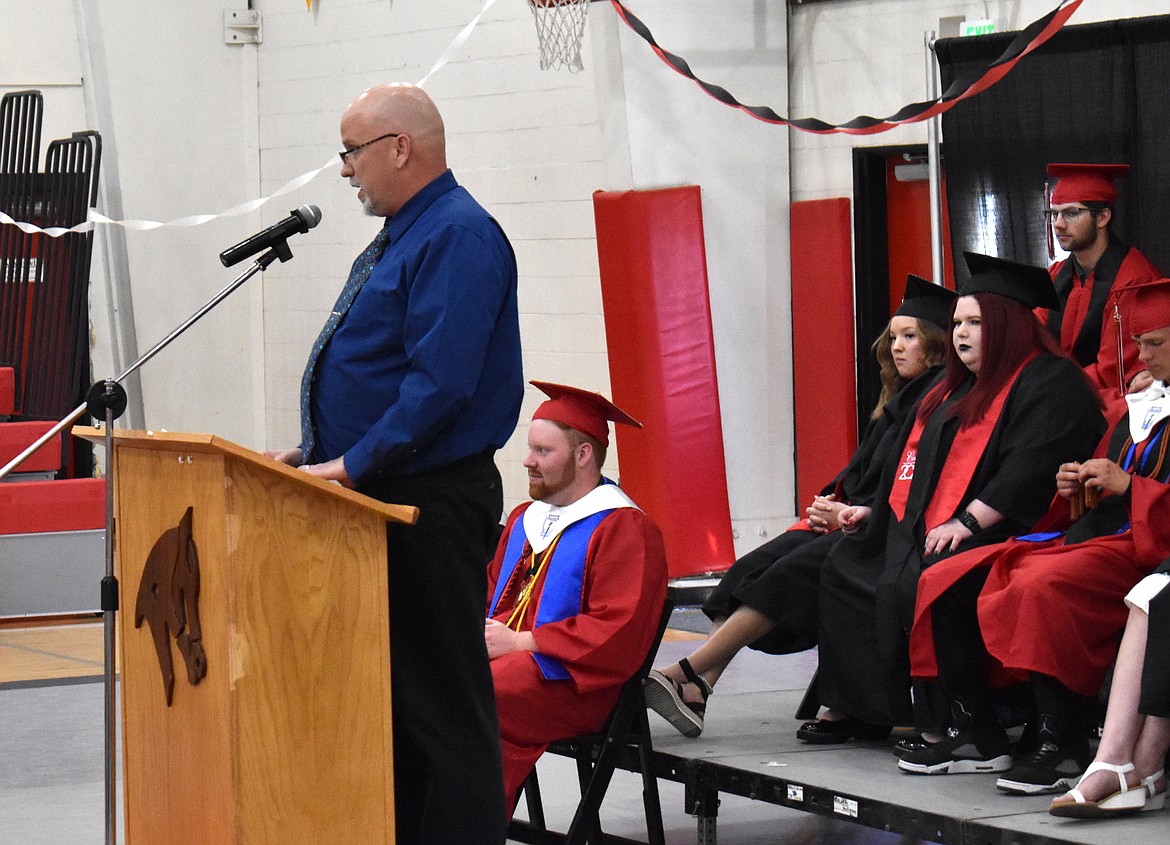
top-left (936, 14), bottom-right (1170, 282)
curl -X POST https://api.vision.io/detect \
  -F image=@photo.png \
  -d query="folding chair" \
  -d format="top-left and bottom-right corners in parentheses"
top-left (795, 667), bottom-right (819, 720)
top-left (507, 598), bottom-right (674, 845)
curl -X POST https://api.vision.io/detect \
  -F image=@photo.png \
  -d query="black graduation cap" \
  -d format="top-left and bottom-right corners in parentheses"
top-left (960, 252), bottom-right (1060, 310)
top-left (894, 274), bottom-right (958, 331)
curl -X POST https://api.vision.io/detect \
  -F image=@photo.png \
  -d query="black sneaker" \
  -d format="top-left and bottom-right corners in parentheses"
top-left (898, 702), bottom-right (1011, 775)
top-left (898, 727), bottom-right (1012, 774)
top-left (995, 715), bottom-right (1091, 794)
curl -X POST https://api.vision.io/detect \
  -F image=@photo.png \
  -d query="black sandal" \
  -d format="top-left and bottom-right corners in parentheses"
top-left (644, 658), bottom-right (713, 738)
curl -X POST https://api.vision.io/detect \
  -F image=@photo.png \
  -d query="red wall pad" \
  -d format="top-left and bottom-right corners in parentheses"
top-left (0, 367), bottom-right (14, 416)
top-left (0, 478), bottom-right (106, 534)
top-left (790, 199), bottom-right (857, 507)
top-left (593, 186), bottom-right (736, 578)
top-left (0, 421), bottom-right (62, 472)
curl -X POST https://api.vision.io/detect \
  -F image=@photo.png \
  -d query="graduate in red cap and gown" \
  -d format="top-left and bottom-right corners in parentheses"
top-left (484, 381), bottom-right (668, 815)
top-left (1040, 163), bottom-right (1162, 401)
top-left (905, 277), bottom-right (1170, 794)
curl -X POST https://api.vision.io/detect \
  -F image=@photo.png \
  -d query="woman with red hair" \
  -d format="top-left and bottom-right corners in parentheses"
top-left (800, 253), bottom-right (1105, 745)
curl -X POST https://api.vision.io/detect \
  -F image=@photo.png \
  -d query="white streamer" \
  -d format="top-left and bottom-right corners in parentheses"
top-left (417, 0), bottom-right (500, 87)
top-left (0, 0), bottom-right (500, 238)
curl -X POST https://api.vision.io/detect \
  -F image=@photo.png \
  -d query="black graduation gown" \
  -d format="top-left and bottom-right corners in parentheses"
top-left (815, 354), bottom-right (1106, 726)
top-left (702, 366), bottom-right (942, 654)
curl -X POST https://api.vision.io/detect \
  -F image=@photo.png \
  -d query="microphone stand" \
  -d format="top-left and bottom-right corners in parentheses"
top-left (0, 241), bottom-right (293, 845)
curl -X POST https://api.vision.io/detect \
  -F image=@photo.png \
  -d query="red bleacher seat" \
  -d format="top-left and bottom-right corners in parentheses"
top-left (0, 478), bottom-right (106, 534)
top-left (0, 421), bottom-right (61, 473)
top-left (0, 367), bottom-right (13, 416)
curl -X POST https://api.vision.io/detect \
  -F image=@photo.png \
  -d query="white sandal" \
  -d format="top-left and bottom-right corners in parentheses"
top-left (1049, 761), bottom-right (1147, 818)
top-left (1141, 770), bottom-right (1166, 812)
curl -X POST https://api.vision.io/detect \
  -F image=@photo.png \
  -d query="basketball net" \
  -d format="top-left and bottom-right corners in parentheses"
top-left (528, 0), bottom-right (591, 72)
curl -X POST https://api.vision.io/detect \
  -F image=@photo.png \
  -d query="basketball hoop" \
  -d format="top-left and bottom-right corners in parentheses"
top-left (528, 0), bottom-right (592, 72)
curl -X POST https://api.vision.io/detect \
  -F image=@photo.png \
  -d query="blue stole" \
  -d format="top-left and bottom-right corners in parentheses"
top-left (488, 508), bottom-right (614, 680)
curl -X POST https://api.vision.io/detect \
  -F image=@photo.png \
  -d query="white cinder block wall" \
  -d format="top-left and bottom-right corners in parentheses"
top-left (3, 0), bottom-right (1163, 557)
top-left (597, 4), bottom-right (792, 553)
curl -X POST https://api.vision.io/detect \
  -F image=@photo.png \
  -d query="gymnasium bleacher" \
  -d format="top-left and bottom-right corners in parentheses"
top-left (0, 365), bottom-right (105, 619)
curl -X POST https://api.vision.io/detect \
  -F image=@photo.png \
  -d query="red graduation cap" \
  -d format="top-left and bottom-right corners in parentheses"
top-left (1114, 278), bottom-right (1170, 338)
top-left (530, 381), bottom-right (642, 447)
top-left (1047, 163), bottom-right (1129, 206)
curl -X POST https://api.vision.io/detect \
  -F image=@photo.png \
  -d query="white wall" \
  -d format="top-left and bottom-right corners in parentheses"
top-left (0, 0), bottom-right (85, 142)
top-left (594, 3), bottom-right (792, 551)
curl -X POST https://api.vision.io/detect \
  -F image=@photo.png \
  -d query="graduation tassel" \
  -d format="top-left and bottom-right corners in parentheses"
top-left (1045, 179), bottom-right (1056, 262)
top-left (1115, 302), bottom-right (1125, 394)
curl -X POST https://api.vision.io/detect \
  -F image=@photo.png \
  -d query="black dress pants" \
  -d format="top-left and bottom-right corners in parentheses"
top-left (362, 451), bottom-right (507, 845)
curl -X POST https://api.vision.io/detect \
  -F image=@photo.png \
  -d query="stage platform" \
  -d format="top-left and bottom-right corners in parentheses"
top-left (536, 634), bottom-right (1164, 845)
top-left (4, 620), bottom-right (1164, 844)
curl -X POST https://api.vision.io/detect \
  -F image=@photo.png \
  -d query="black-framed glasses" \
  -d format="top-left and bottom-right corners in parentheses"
top-left (1044, 207), bottom-right (1092, 223)
top-left (339, 132), bottom-right (400, 164)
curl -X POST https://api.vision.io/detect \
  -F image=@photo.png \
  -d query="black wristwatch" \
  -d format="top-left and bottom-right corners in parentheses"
top-left (957, 510), bottom-right (981, 532)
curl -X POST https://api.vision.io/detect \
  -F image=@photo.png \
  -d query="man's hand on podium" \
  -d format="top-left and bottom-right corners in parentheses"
top-left (264, 448), bottom-right (354, 488)
top-left (299, 456), bottom-right (354, 488)
top-left (264, 448), bottom-right (303, 466)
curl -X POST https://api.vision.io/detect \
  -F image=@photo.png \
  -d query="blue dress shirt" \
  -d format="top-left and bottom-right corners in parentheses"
top-left (311, 170), bottom-right (523, 481)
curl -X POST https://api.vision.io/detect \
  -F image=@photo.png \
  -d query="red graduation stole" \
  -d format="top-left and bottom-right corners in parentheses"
top-left (888, 355), bottom-right (1035, 526)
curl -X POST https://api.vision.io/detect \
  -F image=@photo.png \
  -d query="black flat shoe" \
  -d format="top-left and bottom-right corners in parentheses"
top-left (797, 715), bottom-right (891, 744)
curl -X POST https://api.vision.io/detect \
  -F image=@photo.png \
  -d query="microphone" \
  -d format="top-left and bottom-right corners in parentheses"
top-left (219, 205), bottom-right (322, 267)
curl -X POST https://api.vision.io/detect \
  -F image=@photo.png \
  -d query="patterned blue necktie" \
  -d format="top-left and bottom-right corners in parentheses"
top-left (299, 225), bottom-right (391, 463)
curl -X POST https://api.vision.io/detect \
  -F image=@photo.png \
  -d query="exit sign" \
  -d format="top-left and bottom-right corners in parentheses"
top-left (961, 18), bottom-right (997, 36)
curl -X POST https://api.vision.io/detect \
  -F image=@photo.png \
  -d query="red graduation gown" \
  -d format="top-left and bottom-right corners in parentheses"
top-left (486, 502), bottom-right (668, 815)
top-left (1042, 242), bottom-right (1161, 402)
top-left (911, 413), bottom-right (1170, 697)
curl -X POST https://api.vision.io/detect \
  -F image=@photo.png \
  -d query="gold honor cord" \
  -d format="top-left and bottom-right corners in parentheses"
top-left (506, 533), bottom-right (564, 631)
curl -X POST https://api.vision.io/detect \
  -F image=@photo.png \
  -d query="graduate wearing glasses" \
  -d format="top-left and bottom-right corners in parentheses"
top-left (1041, 163), bottom-right (1162, 400)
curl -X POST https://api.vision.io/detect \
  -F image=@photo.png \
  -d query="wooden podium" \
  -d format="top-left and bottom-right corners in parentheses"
top-left (75, 428), bottom-right (417, 845)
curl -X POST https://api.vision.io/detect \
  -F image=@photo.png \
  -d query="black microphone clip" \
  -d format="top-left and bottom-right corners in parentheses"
top-left (219, 204), bottom-right (323, 267)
